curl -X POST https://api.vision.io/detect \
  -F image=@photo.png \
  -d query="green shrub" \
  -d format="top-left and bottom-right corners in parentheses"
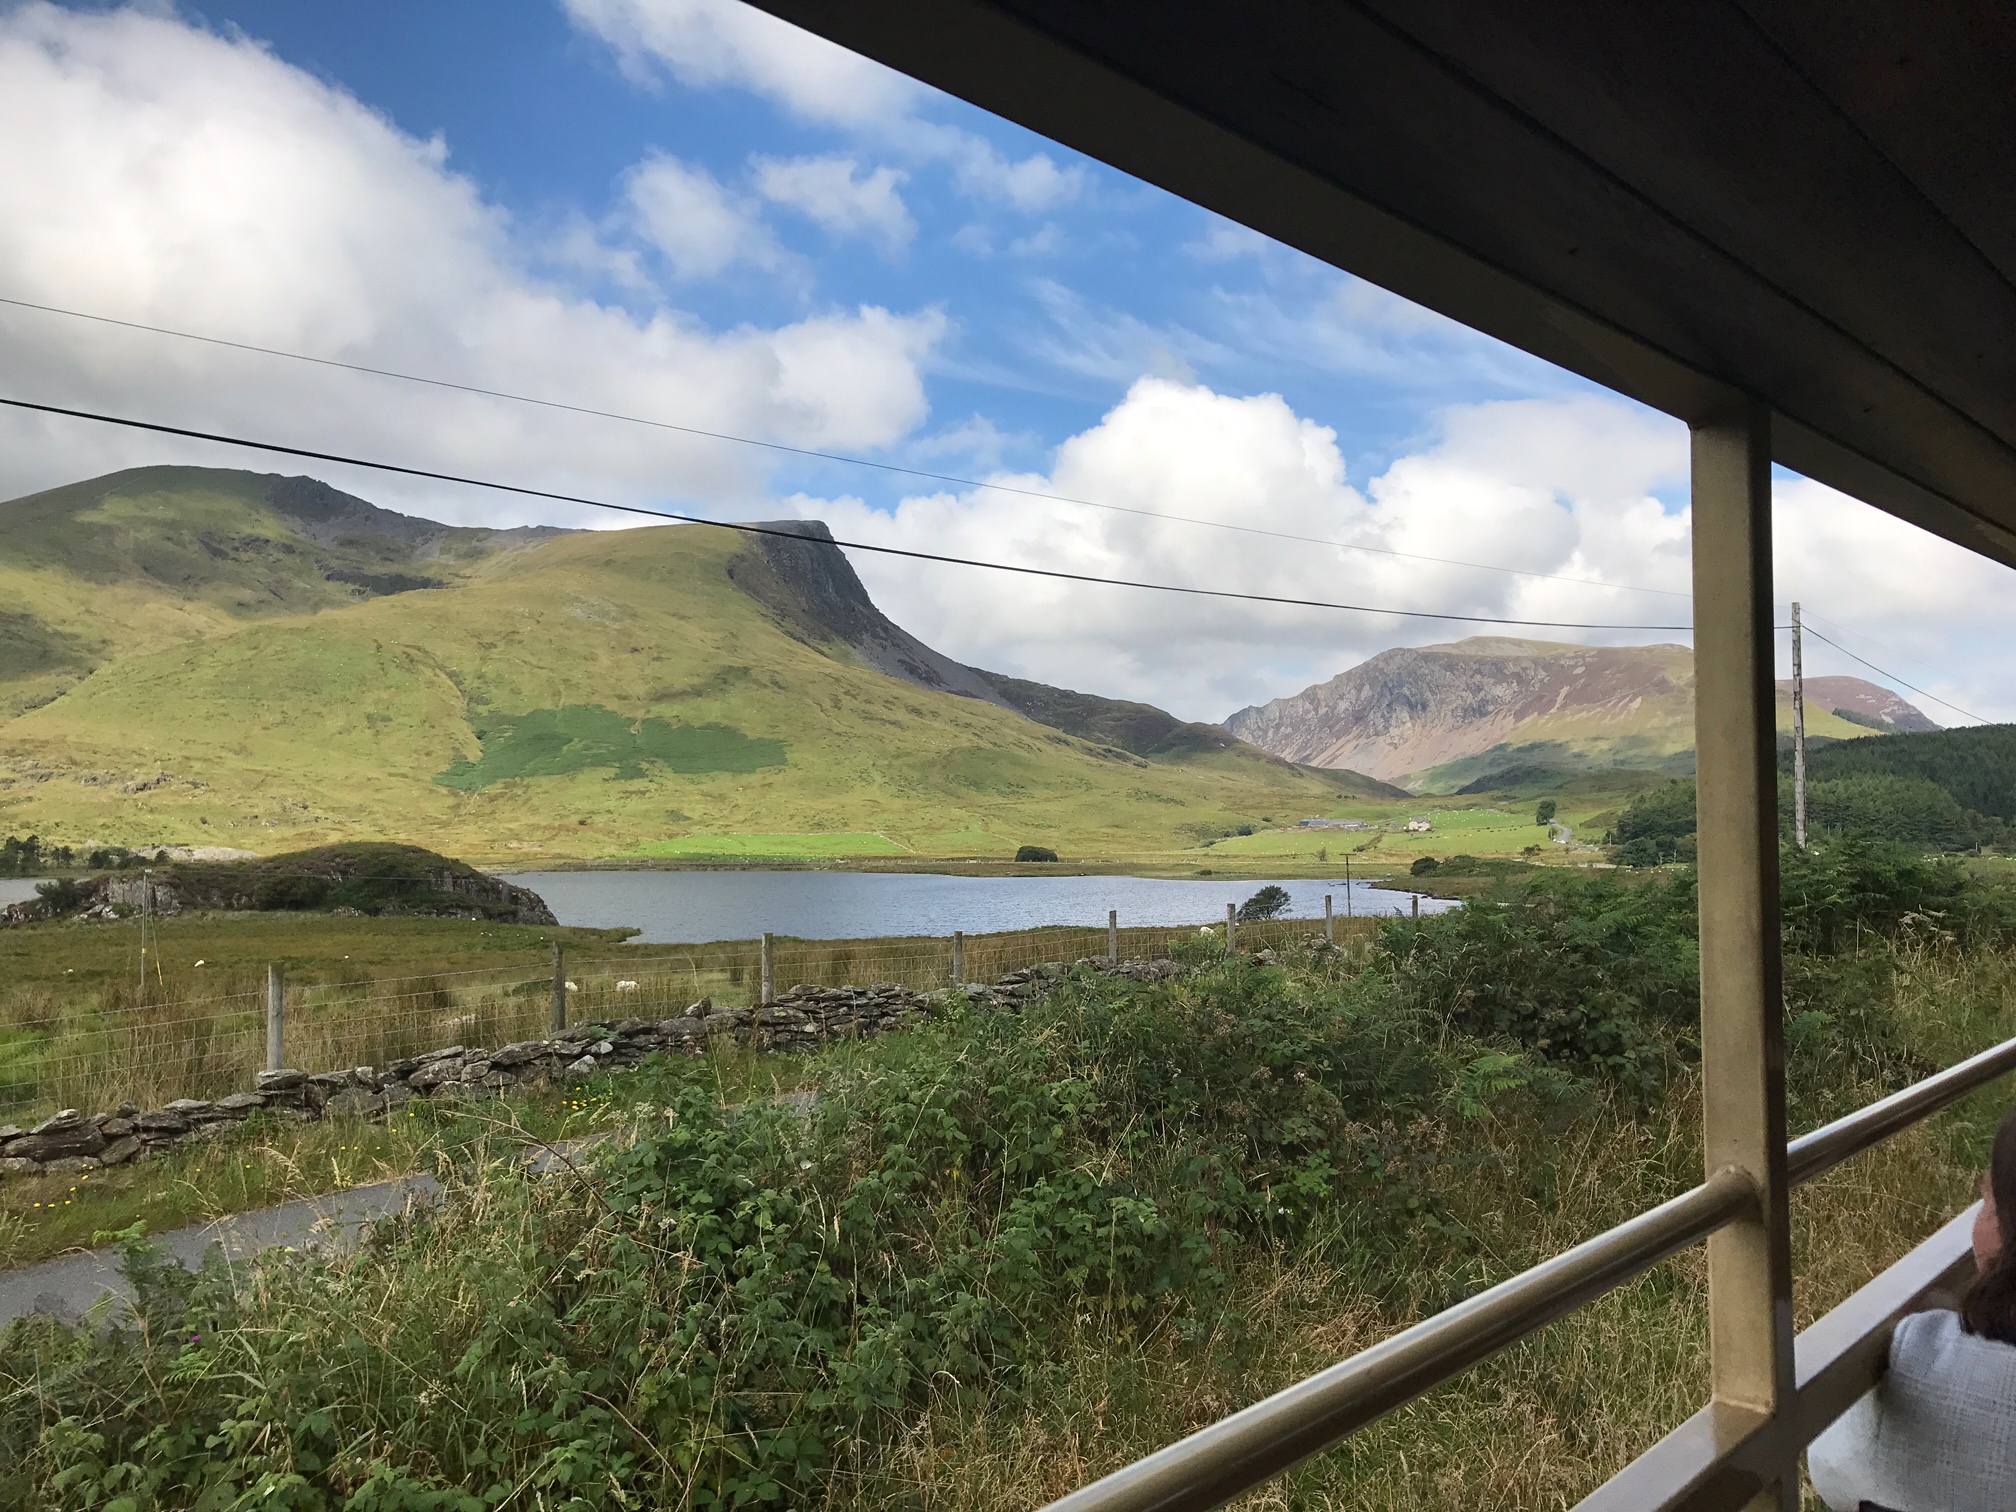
top-left (253, 873), bottom-right (333, 911)
top-left (1236, 884), bottom-right (1291, 920)
top-left (1411, 856), bottom-right (1440, 876)
top-left (1014, 845), bottom-right (1059, 863)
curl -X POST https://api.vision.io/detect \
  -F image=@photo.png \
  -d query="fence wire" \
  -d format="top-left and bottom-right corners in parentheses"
top-left (0, 915), bottom-right (1376, 1120)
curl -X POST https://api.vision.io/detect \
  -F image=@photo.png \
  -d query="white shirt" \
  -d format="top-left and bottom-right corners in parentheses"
top-left (1808, 1308), bottom-right (2016, 1511)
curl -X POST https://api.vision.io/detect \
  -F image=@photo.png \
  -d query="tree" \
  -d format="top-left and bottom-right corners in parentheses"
top-left (1535, 799), bottom-right (1557, 826)
top-left (1015, 845), bottom-right (1059, 863)
top-left (1236, 884), bottom-right (1291, 921)
top-left (1411, 855), bottom-right (1441, 876)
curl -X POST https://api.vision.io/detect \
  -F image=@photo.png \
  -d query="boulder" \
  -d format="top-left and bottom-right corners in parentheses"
top-left (98, 1135), bottom-right (143, 1167)
top-left (136, 1109), bottom-right (191, 1137)
top-left (323, 1087), bottom-right (384, 1120)
top-left (381, 1081), bottom-right (414, 1111)
top-left (31, 1109), bottom-right (85, 1135)
top-left (0, 1156), bottom-right (41, 1177)
top-left (460, 1059), bottom-right (493, 1082)
top-left (5, 1124), bottom-right (107, 1162)
top-left (99, 1117), bottom-right (136, 1140)
top-left (490, 1040), bottom-right (551, 1068)
top-left (42, 1155), bottom-right (102, 1175)
top-left (216, 1092), bottom-right (267, 1115)
top-left (255, 1069), bottom-right (307, 1092)
top-left (564, 1055), bottom-right (597, 1078)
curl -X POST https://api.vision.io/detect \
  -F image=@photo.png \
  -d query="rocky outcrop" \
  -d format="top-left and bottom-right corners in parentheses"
top-left (0, 957), bottom-right (1185, 1179)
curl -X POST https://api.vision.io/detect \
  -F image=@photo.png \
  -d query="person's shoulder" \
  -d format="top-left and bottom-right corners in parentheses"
top-left (1891, 1307), bottom-right (2016, 1374)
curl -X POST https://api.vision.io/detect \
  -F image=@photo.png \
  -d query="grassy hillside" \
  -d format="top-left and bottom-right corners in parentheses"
top-left (0, 469), bottom-right (1362, 861)
top-left (1797, 724), bottom-right (2016, 822)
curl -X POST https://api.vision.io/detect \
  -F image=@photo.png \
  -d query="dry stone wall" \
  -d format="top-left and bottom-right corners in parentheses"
top-left (0, 957), bottom-right (1184, 1180)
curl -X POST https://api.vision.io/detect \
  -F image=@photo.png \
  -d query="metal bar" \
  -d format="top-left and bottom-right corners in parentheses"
top-left (1690, 404), bottom-right (1795, 1511)
top-left (1789, 1033), bottom-right (2016, 1187)
top-left (1039, 1167), bottom-right (1755, 1512)
top-left (1791, 601), bottom-right (1807, 849)
top-left (1574, 1205), bottom-right (1978, 1512)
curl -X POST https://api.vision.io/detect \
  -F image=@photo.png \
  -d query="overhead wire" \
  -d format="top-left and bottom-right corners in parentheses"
top-left (0, 293), bottom-right (1691, 599)
top-left (0, 395), bottom-right (1698, 632)
top-left (1796, 626), bottom-right (1990, 725)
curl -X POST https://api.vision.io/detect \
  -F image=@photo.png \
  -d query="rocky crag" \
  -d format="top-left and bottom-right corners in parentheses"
top-left (1223, 637), bottom-right (1932, 788)
top-left (0, 956), bottom-right (1185, 1180)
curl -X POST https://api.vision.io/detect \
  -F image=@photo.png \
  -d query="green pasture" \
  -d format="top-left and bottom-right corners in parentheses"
top-left (629, 831), bottom-right (910, 858)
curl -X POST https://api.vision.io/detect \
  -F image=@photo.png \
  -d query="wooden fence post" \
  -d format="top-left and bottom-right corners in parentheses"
top-left (1325, 894), bottom-right (1334, 947)
top-left (1411, 893), bottom-right (1419, 920)
top-left (952, 930), bottom-right (964, 985)
top-left (265, 963), bottom-right (285, 1072)
top-left (1226, 902), bottom-right (1237, 953)
top-left (761, 932), bottom-right (775, 1008)
top-left (1108, 909), bottom-right (1119, 965)
top-left (550, 943), bottom-right (566, 1033)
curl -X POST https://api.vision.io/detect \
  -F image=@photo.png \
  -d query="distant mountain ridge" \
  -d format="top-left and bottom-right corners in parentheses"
top-left (1224, 637), bottom-right (1935, 789)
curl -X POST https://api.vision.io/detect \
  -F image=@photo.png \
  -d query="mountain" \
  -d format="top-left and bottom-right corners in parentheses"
top-left (0, 467), bottom-right (1377, 858)
top-left (1223, 637), bottom-right (1932, 791)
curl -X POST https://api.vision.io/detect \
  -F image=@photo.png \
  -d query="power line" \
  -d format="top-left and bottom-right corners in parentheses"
top-left (1798, 626), bottom-right (1990, 725)
top-left (0, 293), bottom-right (1690, 600)
top-left (0, 395), bottom-right (1699, 632)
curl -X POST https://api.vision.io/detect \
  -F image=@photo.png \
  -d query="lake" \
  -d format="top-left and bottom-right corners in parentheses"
top-left (0, 879), bottom-right (47, 907)
top-left (499, 870), bottom-right (1454, 945)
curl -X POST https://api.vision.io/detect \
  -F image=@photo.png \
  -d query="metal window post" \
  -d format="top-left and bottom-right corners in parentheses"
top-left (1691, 404), bottom-right (1795, 1509)
top-left (265, 963), bottom-right (285, 1072)
top-left (550, 943), bottom-right (566, 1033)
top-left (1108, 909), bottom-right (1119, 965)
top-left (1791, 601), bottom-right (1807, 849)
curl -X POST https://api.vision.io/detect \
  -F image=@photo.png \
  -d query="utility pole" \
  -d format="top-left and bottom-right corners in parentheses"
top-left (1791, 600), bottom-right (1808, 849)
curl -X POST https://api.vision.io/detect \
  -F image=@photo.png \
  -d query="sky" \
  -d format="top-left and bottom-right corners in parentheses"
top-left (0, 0), bottom-right (2007, 726)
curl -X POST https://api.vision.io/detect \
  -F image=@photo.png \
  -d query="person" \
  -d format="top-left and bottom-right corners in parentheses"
top-left (1807, 1109), bottom-right (2016, 1510)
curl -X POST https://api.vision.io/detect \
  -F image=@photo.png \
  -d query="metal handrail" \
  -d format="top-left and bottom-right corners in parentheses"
top-left (1041, 1031), bottom-right (2016, 1512)
top-left (1040, 1167), bottom-right (1756, 1512)
top-left (1787, 1034), bottom-right (2016, 1186)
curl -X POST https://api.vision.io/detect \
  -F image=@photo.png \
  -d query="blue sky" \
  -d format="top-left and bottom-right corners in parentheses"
top-left (182, 0), bottom-right (1588, 509)
top-left (0, 1), bottom-right (2001, 722)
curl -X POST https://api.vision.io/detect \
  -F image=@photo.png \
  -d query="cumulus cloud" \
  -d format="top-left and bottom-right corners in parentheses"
top-left (0, 4), bottom-right (943, 518)
top-left (785, 381), bottom-right (1696, 722)
top-left (753, 154), bottom-right (913, 254)
top-left (566, 0), bottom-right (1085, 212)
top-left (627, 151), bottom-right (787, 278)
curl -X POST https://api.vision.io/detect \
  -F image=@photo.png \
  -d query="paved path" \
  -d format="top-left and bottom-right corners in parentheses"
top-left (0, 1173), bottom-right (443, 1327)
top-left (0, 1093), bottom-right (815, 1329)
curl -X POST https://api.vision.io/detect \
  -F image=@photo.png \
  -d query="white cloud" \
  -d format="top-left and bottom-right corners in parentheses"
top-left (753, 154), bottom-right (913, 254)
top-left (567, 0), bottom-right (1086, 213)
top-left (790, 379), bottom-right (2013, 728)
top-left (0, 4), bottom-right (942, 519)
top-left (786, 381), bottom-right (1696, 721)
top-left (562, 0), bottom-right (917, 127)
top-left (626, 151), bottom-right (786, 278)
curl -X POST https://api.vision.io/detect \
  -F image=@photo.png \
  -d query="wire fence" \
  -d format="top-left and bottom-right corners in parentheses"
top-left (0, 914), bottom-right (1380, 1121)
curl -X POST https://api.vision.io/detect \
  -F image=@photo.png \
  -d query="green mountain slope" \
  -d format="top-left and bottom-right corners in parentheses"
top-left (0, 468), bottom-right (1368, 860)
top-left (1794, 724), bottom-right (2016, 822)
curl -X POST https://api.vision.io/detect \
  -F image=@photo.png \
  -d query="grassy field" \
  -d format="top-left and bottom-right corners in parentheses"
top-left (2, 855), bottom-right (2009, 1509)
top-left (0, 907), bottom-right (1374, 1122)
top-left (627, 831), bottom-right (911, 859)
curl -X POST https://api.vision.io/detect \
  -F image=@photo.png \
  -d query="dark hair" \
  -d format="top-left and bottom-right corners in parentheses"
top-left (1959, 1110), bottom-right (2016, 1343)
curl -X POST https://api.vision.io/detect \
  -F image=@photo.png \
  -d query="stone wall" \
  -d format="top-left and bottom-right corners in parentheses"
top-left (0, 957), bottom-right (1184, 1180)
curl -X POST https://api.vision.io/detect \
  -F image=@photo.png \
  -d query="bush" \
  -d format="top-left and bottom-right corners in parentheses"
top-left (31, 878), bottom-right (87, 916)
top-left (252, 873), bottom-right (333, 911)
top-left (1535, 799), bottom-right (1557, 825)
top-left (1411, 855), bottom-right (1440, 876)
top-left (1236, 884), bottom-right (1291, 921)
top-left (1014, 845), bottom-right (1059, 863)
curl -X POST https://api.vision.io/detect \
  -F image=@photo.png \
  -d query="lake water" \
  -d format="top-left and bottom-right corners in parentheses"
top-left (499, 870), bottom-right (1455, 944)
top-left (0, 879), bottom-right (47, 907)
